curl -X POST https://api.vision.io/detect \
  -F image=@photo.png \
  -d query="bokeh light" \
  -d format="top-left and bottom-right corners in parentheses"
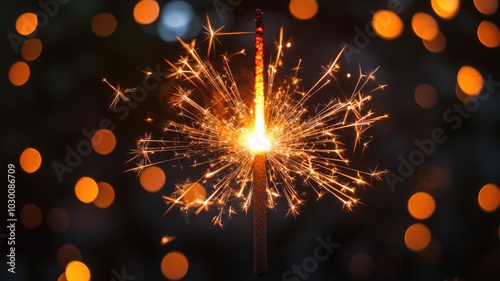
top-left (15, 12), bottom-right (38, 35)
top-left (414, 83), bottom-right (438, 109)
top-left (289, 0), bottom-right (319, 20)
top-left (408, 192), bottom-right (436, 220)
top-left (372, 10), bottom-right (404, 40)
top-left (133, 0), bottom-right (160, 25)
top-left (47, 207), bottom-right (70, 233)
top-left (57, 244), bottom-right (82, 269)
top-left (158, 1), bottom-right (195, 42)
top-left (474, 0), bottom-right (498, 15)
top-left (93, 181), bottom-right (115, 208)
top-left (411, 12), bottom-right (439, 41)
top-left (65, 261), bottom-right (91, 281)
top-left (161, 251), bottom-right (189, 280)
top-left (478, 183), bottom-right (500, 212)
top-left (139, 166), bottom-right (166, 192)
top-left (457, 66), bottom-right (483, 96)
top-left (405, 223), bottom-right (431, 251)
top-left (91, 129), bottom-right (116, 155)
top-left (21, 38), bottom-right (43, 61)
top-left (75, 176), bottom-right (99, 203)
top-left (20, 203), bottom-right (43, 229)
top-left (91, 13), bottom-right (117, 37)
top-left (431, 0), bottom-right (460, 19)
top-left (349, 252), bottom-right (375, 279)
top-left (477, 20), bottom-right (500, 48)
top-left (19, 147), bottom-right (42, 173)
top-left (180, 182), bottom-right (207, 206)
top-left (9, 61), bottom-right (30, 86)
top-left (422, 31), bottom-right (447, 53)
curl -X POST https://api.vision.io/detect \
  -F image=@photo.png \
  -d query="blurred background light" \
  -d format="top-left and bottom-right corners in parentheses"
top-left (21, 38), bottom-right (43, 61)
top-left (372, 10), bottom-right (404, 40)
top-left (478, 183), bottom-right (500, 212)
top-left (179, 182), bottom-right (207, 207)
top-left (405, 223), bottom-right (431, 251)
top-left (9, 61), bottom-right (30, 86)
top-left (411, 12), bottom-right (439, 41)
top-left (457, 66), bottom-right (483, 96)
top-left (477, 20), bottom-right (500, 48)
top-left (289, 0), bottom-right (319, 20)
top-left (133, 0), bottom-right (160, 25)
top-left (93, 181), bottom-right (115, 208)
top-left (414, 83), bottom-right (438, 109)
top-left (16, 12), bottom-right (38, 35)
top-left (158, 1), bottom-right (197, 42)
top-left (91, 129), bottom-right (116, 155)
top-left (408, 192), bottom-right (436, 220)
top-left (139, 165), bottom-right (166, 192)
top-left (422, 31), bottom-right (447, 53)
top-left (65, 260), bottom-right (91, 281)
top-left (474, 0), bottom-right (498, 15)
top-left (19, 147), bottom-right (42, 173)
top-left (91, 13), bottom-right (117, 37)
top-left (431, 0), bottom-right (460, 19)
top-left (75, 176), bottom-right (99, 203)
top-left (161, 251), bottom-right (189, 280)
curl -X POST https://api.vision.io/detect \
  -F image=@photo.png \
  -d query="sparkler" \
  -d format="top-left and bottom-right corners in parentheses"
top-left (107, 8), bottom-right (387, 276)
top-left (252, 9), bottom-right (268, 276)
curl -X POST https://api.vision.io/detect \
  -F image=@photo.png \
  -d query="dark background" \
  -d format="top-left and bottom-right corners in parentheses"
top-left (1, 0), bottom-right (499, 280)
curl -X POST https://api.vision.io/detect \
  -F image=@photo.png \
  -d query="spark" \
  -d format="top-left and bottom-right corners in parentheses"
top-left (203, 15), bottom-right (252, 56)
top-left (102, 78), bottom-right (136, 109)
top-left (124, 23), bottom-right (387, 225)
top-left (141, 69), bottom-right (153, 77)
top-left (160, 235), bottom-right (176, 245)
